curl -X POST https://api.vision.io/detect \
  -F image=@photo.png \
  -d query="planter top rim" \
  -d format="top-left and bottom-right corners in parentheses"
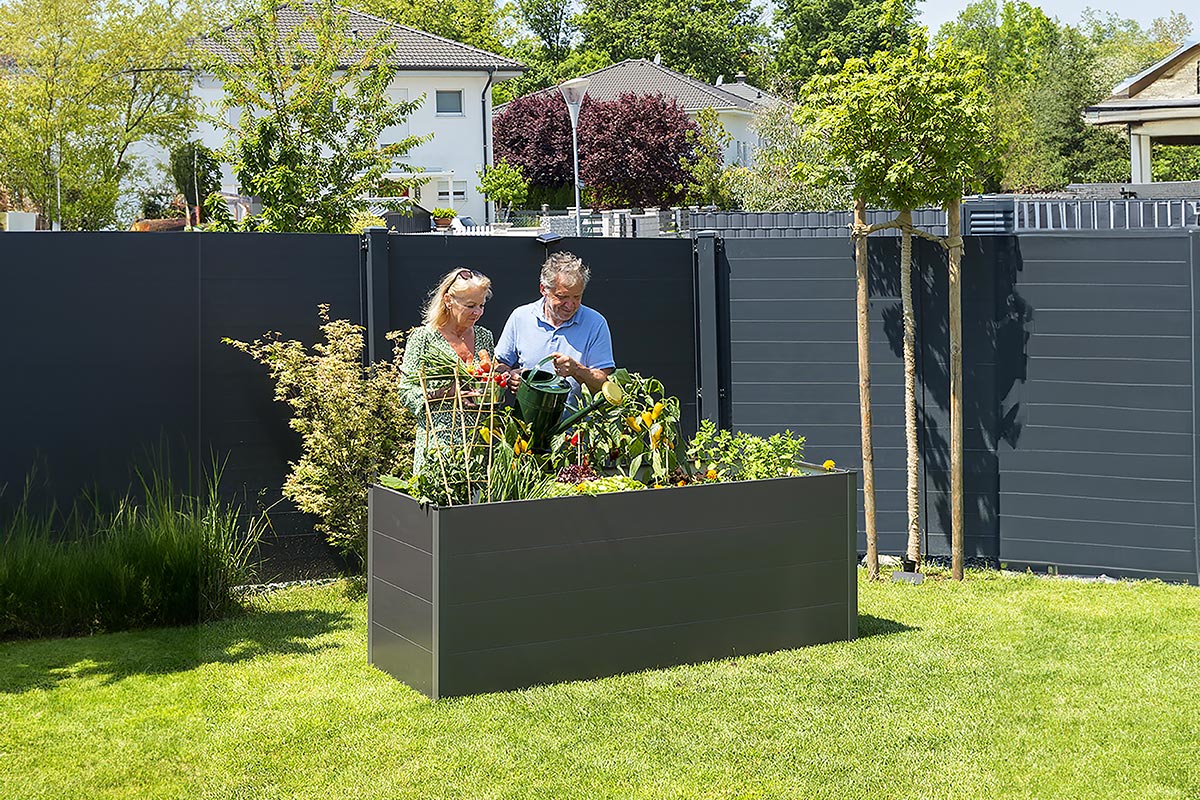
top-left (372, 467), bottom-right (852, 511)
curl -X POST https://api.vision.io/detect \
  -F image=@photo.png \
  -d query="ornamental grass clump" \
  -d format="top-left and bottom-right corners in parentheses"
top-left (0, 463), bottom-right (262, 640)
top-left (223, 306), bottom-right (414, 563)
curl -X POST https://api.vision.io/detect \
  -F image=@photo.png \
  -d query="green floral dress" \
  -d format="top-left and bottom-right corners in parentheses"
top-left (400, 324), bottom-right (495, 475)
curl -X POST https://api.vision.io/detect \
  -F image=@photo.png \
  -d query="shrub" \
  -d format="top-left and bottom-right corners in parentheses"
top-left (687, 419), bottom-right (805, 481)
top-left (223, 307), bottom-right (414, 563)
top-left (0, 464), bottom-right (262, 639)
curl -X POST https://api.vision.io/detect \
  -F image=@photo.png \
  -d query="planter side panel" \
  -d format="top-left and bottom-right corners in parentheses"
top-left (368, 488), bottom-right (436, 698)
top-left (436, 473), bottom-right (854, 696)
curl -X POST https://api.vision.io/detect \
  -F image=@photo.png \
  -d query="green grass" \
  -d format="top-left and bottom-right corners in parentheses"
top-left (2, 570), bottom-right (1198, 799)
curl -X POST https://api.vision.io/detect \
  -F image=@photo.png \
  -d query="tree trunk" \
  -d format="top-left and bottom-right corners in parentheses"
top-left (899, 210), bottom-right (921, 566)
top-left (948, 198), bottom-right (964, 580)
top-left (854, 199), bottom-right (879, 580)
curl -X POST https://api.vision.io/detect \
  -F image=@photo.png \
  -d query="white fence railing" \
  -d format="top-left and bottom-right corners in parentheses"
top-left (1014, 198), bottom-right (1200, 232)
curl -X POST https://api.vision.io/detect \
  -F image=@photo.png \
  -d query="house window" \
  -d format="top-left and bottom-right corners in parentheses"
top-left (437, 180), bottom-right (468, 205)
top-left (436, 90), bottom-right (464, 115)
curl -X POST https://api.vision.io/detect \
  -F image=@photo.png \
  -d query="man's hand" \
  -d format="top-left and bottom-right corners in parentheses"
top-left (550, 352), bottom-right (612, 393)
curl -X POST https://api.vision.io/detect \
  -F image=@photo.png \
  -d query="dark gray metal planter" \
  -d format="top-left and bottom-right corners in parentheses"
top-left (368, 468), bottom-right (858, 699)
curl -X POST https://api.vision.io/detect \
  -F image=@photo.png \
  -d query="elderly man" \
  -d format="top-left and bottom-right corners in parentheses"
top-left (495, 251), bottom-right (615, 398)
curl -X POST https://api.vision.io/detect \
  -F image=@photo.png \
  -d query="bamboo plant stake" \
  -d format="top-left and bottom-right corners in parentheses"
top-left (948, 198), bottom-right (964, 580)
top-left (854, 199), bottom-right (880, 580)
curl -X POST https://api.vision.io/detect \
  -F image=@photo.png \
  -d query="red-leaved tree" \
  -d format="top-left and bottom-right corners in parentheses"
top-left (494, 91), bottom-right (698, 208)
top-left (579, 93), bottom-right (697, 208)
top-left (492, 92), bottom-right (580, 187)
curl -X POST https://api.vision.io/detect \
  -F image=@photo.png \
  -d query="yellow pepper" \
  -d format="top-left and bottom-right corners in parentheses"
top-left (651, 401), bottom-right (665, 420)
top-left (641, 410), bottom-right (654, 428)
top-left (514, 438), bottom-right (529, 455)
top-left (649, 422), bottom-right (663, 450)
top-left (479, 427), bottom-right (492, 444)
top-left (626, 415), bottom-right (642, 431)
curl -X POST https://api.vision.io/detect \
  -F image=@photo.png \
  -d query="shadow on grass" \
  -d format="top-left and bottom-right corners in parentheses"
top-left (858, 614), bottom-right (918, 638)
top-left (0, 607), bottom-right (352, 695)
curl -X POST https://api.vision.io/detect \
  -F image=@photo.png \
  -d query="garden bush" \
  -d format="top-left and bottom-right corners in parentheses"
top-left (0, 464), bottom-right (262, 640)
top-left (224, 307), bottom-right (414, 563)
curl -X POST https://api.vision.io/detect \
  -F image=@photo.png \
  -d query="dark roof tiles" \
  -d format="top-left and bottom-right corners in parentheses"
top-left (199, 2), bottom-right (522, 72)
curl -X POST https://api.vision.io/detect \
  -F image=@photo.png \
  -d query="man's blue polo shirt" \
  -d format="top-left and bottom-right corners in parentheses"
top-left (495, 300), bottom-right (615, 401)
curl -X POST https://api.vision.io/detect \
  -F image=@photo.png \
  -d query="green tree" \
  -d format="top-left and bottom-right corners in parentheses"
top-left (353, 0), bottom-right (512, 54)
top-left (476, 158), bottom-right (529, 222)
top-left (0, 0), bottom-right (197, 229)
top-left (516, 0), bottom-right (574, 63)
top-left (202, 0), bottom-right (427, 232)
top-left (680, 107), bottom-right (733, 208)
top-left (575, 0), bottom-right (767, 83)
top-left (774, 0), bottom-right (917, 87)
top-left (797, 25), bottom-right (994, 578)
top-left (170, 141), bottom-right (221, 209)
top-left (723, 101), bottom-right (851, 211)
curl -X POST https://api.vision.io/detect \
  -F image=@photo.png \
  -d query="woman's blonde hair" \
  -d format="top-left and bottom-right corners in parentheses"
top-left (422, 268), bottom-right (493, 328)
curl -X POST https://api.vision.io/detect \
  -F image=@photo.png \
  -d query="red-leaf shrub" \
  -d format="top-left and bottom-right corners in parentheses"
top-left (579, 93), bottom-right (697, 208)
top-left (494, 91), bottom-right (698, 208)
top-left (493, 93), bottom-right (582, 187)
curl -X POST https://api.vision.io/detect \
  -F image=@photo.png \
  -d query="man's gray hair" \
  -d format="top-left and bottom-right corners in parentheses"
top-left (540, 251), bottom-right (590, 290)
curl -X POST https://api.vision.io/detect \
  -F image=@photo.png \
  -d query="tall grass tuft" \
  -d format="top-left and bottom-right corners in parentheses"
top-left (0, 463), bottom-right (263, 640)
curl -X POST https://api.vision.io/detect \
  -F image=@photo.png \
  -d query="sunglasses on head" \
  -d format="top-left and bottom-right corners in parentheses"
top-left (456, 269), bottom-right (482, 281)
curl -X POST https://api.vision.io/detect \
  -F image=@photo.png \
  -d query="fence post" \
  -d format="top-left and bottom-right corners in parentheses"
top-left (694, 230), bottom-right (726, 430)
top-left (363, 226), bottom-right (391, 363)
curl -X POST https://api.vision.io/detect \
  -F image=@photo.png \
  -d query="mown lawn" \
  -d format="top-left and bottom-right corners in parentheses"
top-left (2, 570), bottom-right (1198, 799)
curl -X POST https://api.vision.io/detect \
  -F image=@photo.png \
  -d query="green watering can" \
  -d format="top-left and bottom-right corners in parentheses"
top-left (515, 356), bottom-right (625, 453)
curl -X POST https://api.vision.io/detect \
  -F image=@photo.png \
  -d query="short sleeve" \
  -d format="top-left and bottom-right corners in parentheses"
top-left (399, 327), bottom-right (429, 416)
top-left (585, 315), bottom-right (615, 370)
top-left (494, 310), bottom-right (519, 367)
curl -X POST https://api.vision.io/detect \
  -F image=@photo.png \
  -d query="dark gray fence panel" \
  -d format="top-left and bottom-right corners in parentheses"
top-left (1, 232), bottom-right (201, 511)
top-left (383, 235), bottom-right (699, 433)
top-left (199, 233), bottom-right (363, 549)
top-left (720, 235), bottom-right (1003, 562)
top-left (721, 236), bottom-right (907, 553)
top-left (998, 231), bottom-right (1198, 583)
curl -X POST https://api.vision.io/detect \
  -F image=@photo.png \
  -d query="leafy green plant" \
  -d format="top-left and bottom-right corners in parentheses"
top-left (430, 207), bottom-right (458, 219)
top-left (687, 419), bottom-right (805, 482)
top-left (476, 159), bottom-right (529, 222)
top-left (223, 306), bottom-right (414, 563)
top-left (544, 475), bottom-right (647, 496)
top-left (0, 460), bottom-right (262, 640)
top-left (565, 369), bottom-right (682, 486)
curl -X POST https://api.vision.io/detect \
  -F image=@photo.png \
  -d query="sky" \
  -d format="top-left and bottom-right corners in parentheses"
top-left (917, 0), bottom-right (1200, 35)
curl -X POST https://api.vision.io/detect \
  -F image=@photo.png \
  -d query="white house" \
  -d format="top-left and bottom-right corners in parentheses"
top-left (188, 3), bottom-right (524, 223)
top-left (495, 59), bottom-right (778, 168)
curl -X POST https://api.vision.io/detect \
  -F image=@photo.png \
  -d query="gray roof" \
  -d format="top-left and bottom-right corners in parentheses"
top-left (715, 78), bottom-right (779, 107)
top-left (495, 59), bottom-right (770, 114)
top-left (199, 2), bottom-right (523, 72)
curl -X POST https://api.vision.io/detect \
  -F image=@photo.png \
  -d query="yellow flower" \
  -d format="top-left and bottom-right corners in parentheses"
top-left (823, 459), bottom-right (836, 471)
top-left (705, 468), bottom-right (718, 481)
top-left (676, 480), bottom-right (686, 487)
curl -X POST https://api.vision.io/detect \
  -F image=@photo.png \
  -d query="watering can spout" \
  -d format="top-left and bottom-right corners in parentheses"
top-left (549, 379), bottom-right (625, 436)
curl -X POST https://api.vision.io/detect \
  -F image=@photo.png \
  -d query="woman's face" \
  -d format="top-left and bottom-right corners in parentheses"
top-left (444, 283), bottom-right (488, 329)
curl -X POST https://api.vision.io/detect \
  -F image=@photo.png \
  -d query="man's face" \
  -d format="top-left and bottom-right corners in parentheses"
top-left (540, 275), bottom-right (584, 325)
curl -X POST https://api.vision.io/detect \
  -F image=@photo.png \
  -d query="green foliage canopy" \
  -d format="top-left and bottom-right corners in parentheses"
top-left (796, 31), bottom-right (995, 211)
top-left (0, 0), bottom-right (197, 229)
top-left (202, 0), bottom-right (427, 232)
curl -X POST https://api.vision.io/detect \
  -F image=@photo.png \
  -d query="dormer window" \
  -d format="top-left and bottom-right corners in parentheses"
top-left (436, 90), bottom-right (464, 115)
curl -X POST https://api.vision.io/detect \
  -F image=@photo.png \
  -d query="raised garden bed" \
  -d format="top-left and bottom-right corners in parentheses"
top-left (367, 468), bottom-right (858, 699)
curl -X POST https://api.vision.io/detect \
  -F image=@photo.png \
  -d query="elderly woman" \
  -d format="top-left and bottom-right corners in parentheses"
top-left (400, 268), bottom-right (505, 474)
